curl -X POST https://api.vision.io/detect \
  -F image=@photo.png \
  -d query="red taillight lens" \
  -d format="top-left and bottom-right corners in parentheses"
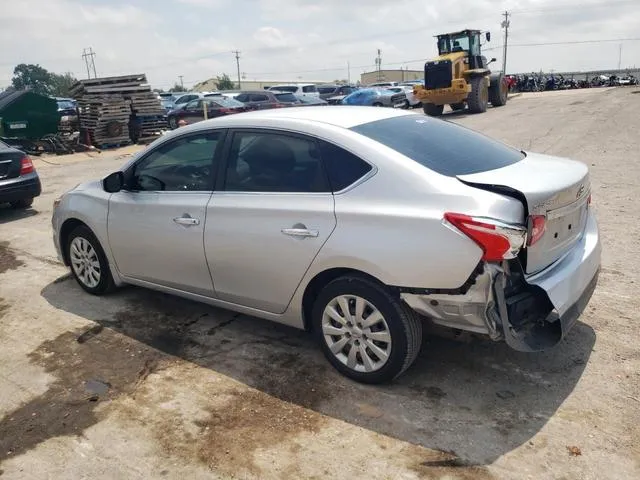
top-left (587, 193), bottom-right (592, 206)
top-left (527, 215), bottom-right (546, 246)
top-left (20, 156), bottom-right (34, 175)
top-left (444, 212), bottom-right (526, 262)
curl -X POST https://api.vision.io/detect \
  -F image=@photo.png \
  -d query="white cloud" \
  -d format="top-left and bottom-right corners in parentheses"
top-left (253, 27), bottom-right (291, 48)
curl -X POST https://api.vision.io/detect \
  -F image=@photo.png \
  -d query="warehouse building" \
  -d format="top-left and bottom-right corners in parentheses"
top-left (360, 69), bottom-right (423, 85)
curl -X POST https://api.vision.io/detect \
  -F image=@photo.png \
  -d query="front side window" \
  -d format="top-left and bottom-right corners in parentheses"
top-left (235, 93), bottom-right (249, 102)
top-left (302, 85), bottom-right (317, 93)
top-left (224, 131), bottom-right (329, 193)
top-left (130, 132), bottom-right (221, 192)
top-left (185, 100), bottom-right (201, 111)
top-left (250, 94), bottom-right (269, 102)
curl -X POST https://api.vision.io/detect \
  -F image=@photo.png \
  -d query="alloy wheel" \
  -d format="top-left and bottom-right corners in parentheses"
top-left (70, 237), bottom-right (101, 288)
top-left (322, 295), bottom-right (392, 373)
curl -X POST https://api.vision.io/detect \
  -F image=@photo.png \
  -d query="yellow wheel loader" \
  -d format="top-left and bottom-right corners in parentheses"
top-left (413, 29), bottom-right (508, 116)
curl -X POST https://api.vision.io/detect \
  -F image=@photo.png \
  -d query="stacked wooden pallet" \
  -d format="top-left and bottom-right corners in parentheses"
top-left (70, 74), bottom-right (165, 147)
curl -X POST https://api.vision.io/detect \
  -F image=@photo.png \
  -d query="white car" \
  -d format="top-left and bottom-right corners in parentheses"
top-left (387, 86), bottom-right (421, 108)
top-left (368, 81), bottom-right (399, 87)
top-left (52, 107), bottom-right (600, 383)
top-left (268, 84), bottom-right (319, 97)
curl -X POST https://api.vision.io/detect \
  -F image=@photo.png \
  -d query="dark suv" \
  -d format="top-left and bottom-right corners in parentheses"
top-left (234, 91), bottom-right (298, 110)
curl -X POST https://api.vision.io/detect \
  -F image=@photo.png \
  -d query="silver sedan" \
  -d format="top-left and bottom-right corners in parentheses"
top-left (52, 107), bottom-right (600, 383)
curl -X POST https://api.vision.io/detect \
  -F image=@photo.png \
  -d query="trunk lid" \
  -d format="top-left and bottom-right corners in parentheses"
top-left (457, 152), bottom-right (590, 274)
top-left (0, 147), bottom-right (25, 180)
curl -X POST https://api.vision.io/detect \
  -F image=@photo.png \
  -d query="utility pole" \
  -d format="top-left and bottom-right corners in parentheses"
top-left (179, 75), bottom-right (184, 89)
top-left (618, 44), bottom-right (622, 70)
top-left (347, 61), bottom-right (351, 84)
top-left (82, 47), bottom-right (97, 79)
top-left (501, 11), bottom-right (510, 75)
top-left (375, 49), bottom-right (382, 81)
top-left (233, 50), bottom-right (241, 89)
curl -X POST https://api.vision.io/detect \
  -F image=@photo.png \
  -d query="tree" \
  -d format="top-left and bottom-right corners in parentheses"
top-left (215, 73), bottom-right (235, 90)
top-left (11, 64), bottom-right (54, 95)
top-left (168, 83), bottom-right (184, 92)
top-left (49, 72), bottom-right (77, 97)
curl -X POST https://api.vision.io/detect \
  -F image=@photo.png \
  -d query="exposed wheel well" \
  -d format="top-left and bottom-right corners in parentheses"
top-left (59, 218), bottom-right (89, 265)
top-left (301, 267), bottom-right (388, 331)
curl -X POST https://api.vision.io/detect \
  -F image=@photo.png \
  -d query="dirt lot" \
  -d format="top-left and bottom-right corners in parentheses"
top-left (0, 87), bottom-right (639, 480)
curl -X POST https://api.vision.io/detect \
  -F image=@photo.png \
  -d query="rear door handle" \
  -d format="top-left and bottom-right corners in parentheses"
top-left (281, 228), bottom-right (319, 238)
top-left (173, 215), bottom-right (200, 227)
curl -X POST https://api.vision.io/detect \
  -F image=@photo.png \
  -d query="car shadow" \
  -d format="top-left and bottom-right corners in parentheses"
top-left (0, 204), bottom-right (38, 224)
top-left (40, 277), bottom-right (595, 466)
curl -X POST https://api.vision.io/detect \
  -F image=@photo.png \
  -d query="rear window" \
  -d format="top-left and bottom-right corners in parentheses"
top-left (272, 86), bottom-right (297, 93)
top-left (274, 93), bottom-right (297, 103)
top-left (302, 85), bottom-right (317, 93)
top-left (351, 115), bottom-right (525, 176)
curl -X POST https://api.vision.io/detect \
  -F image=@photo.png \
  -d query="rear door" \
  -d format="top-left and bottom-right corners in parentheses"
top-left (107, 131), bottom-right (224, 296)
top-left (204, 129), bottom-right (336, 313)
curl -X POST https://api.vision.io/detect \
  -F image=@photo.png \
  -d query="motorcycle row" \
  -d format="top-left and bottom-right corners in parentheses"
top-left (506, 73), bottom-right (638, 93)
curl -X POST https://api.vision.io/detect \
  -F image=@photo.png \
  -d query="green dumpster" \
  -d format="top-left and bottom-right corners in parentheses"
top-left (0, 90), bottom-right (58, 139)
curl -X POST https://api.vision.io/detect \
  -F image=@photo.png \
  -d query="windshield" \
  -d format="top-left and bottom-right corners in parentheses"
top-left (351, 115), bottom-right (525, 177)
top-left (318, 86), bottom-right (337, 94)
top-left (439, 33), bottom-right (470, 54)
top-left (208, 98), bottom-right (244, 108)
top-left (274, 92), bottom-right (298, 103)
top-left (57, 100), bottom-right (76, 110)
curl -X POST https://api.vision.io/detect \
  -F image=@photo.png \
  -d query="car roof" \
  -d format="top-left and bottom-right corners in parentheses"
top-left (181, 105), bottom-right (413, 130)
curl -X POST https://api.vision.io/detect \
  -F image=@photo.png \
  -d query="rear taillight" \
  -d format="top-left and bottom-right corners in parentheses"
top-left (444, 213), bottom-right (527, 262)
top-left (20, 156), bottom-right (34, 175)
top-left (527, 215), bottom-right (546, 246)
top-left (587, 193), bottom-right (592, 206)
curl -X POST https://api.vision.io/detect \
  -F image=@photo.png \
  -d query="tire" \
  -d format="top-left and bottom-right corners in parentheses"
top-left (10, 198), bottom-right (33, 209)
top-left (489, 75), bottom-right (508, 107)
top-left (67, 225), bottom-right (115, 295)
top-left (467, 77), bottom-right (489, 113)
top-left (423, 103), bottom-right (444, 116)
top-left (168, 117), bottom-right (178, 129)
top-left (450, 102), bottom-right (466, 111)
top-left (312, 275), bottom-right (423, 384)
top-left (372, 102), bottom-right (383, 107)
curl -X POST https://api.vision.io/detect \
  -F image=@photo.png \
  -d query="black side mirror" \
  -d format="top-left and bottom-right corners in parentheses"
top-left (488, 57), bottom-right (497, 65)
top-left (486, 32), bottom-right (491, 42)
top-left (103, 171), bottom-right (124, 193)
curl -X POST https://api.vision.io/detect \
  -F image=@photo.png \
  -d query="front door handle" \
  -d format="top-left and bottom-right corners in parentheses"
top-left (173, 215), bottom-right (200, 227)
top-left (281, 227), bottom-right (319, 238)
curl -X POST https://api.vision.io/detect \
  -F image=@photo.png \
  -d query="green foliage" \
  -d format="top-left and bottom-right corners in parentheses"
top-left (168, 83), bottom-right (184, 92)
top-left (11, 64), bottom-right (77, 97)
top-left (215, 73), bottom-right (235, 90)
top-left (49, 72), bottom-right (77, 97)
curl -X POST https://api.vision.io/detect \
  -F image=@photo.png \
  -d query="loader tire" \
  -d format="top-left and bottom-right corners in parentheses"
top-left (489, 74), bottom-right (508, 107)
top-left (423, 103), bottom-right (444, 116)
top-left (468, 77), bottom-right (489, 113)
top-left (450, 102), bottom-right (465, 111)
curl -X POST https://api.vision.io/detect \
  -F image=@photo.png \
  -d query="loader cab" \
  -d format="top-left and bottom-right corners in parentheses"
top-left (436, 30), bottom-right (488, 70)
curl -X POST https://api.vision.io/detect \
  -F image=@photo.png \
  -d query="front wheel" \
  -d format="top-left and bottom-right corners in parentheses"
top-left (372, 102), bottom-right (383, 107)
top-left (423, 103), bottom-right (444, 116)
top-left (67, 225), bottom-right (115, 295)
top-left (312, 275), bottom-right (423, 384)
top-left (467, 76), bottom-right (488, 113)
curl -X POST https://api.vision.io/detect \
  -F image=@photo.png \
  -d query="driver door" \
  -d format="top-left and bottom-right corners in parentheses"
top-left (107, 130), bottom-right (224, 296)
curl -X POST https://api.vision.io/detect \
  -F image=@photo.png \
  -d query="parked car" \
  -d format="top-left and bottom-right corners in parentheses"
top-left (51, 107), bottom-right (600, 384)
top-left (387, 86), bottom-right (420, 108)
top-left (172, 92), bottom-right (212, 109)
top-left (0, 140), bottom-right (41, 209)
top-left (268, 84), bottom-right (319, 97)
top-left (167, 97), bottom-right (247, 129)
top-left (341, 88), bottom-right (406, 107)
top-left (317, 84), bottom-right (357, 101)
top-left (368, 81), bottom-right (398, 87)
top-left (160, 98), bottom-right (175, 112)
top-left (293, 94), bottom-right (328, 106)
top-left (54, 97), bottom-right (77, 116)
top-left (234, 90), bottom-right (298, 110)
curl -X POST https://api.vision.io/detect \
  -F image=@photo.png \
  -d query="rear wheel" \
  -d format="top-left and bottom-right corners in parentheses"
top-left (468, 77), bottom-right (489, 113)
top-left (168, 116), bottom-right (178, 129)
top-left (423, 103), bottom-right (444, 116)
top-left (489, 75), bottom-right (508, 107)
top-left (372, 102), bottom-right (383, 107)
top-left (9, 198), bottom-right (33, 209)
top-left (312, 275), bottom-right (422, 384)
top-left (67, 225), bottom-right (115, 295)
top-left (450, 102), bottom-right (466, 111)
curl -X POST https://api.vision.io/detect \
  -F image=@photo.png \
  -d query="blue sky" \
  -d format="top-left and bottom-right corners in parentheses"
top-left (0, 0), bottom-right (637, 90)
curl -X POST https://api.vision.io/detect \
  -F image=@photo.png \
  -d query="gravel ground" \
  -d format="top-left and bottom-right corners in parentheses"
top-left (0, 87), bottom-right (638, 480)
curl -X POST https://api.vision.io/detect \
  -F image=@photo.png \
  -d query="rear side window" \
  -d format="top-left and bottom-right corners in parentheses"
top-left (274, 93), bottom-right (297, 103)
top-left (302, 85), bottom-right (317, 93)
top-left (250, 94), bottom-right (269, 102)
top-left (319, 141), bottom-right (372, 191)
top-left (350, 116), bottom-right (525, 176)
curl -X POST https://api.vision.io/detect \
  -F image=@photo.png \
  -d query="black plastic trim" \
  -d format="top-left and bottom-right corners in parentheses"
top-left (394, 262), bottom-right (485, 296)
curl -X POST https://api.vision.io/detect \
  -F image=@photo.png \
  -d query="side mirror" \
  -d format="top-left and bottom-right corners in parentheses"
top-left (486, 32), bottom-right (491, 42)
top-left (488, 58), bottom-right (497, 65)
top-left (103, 171), bottom-right (124, 193)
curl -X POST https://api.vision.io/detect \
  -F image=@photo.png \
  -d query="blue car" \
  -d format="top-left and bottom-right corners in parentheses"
top-left (341, 88), bottom-right (406, 107)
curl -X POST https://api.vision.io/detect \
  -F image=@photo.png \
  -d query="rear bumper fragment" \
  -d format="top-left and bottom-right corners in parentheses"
top-left (0, 173), bottom-right (41, 203)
